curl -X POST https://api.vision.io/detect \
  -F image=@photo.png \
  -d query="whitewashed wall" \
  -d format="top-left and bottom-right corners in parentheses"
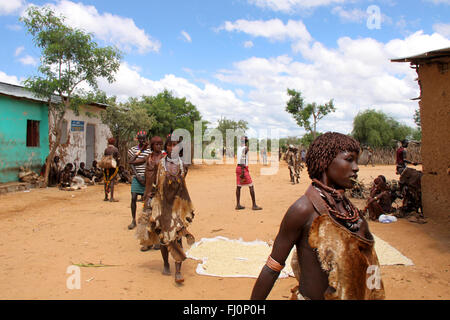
top-left (49, 104), bottom-right (112, 169)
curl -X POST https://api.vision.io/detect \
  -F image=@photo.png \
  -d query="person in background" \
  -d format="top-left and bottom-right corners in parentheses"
top-left (127, 131), bottom-right (151, 229)
top-left (235, 136), bottom-right (262, 211)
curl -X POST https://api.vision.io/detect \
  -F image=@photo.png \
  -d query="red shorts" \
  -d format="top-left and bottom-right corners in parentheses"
top-left (236, 165), bottom-right (253, 186)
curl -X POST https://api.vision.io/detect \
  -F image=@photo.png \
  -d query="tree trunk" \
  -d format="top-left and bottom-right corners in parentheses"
top-left (313, 111), bottom-right (317, 140)
top-left (43, 109), bottom-right (65, 187)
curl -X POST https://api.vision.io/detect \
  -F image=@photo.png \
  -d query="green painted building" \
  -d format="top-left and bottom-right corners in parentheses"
top-left (0, 82), bottom-right (49, 183)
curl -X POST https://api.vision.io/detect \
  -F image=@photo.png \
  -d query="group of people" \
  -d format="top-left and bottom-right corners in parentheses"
top-left (284, 145), bottom-right (305, 184)
top-left (251, 136), bottom-right (425, 299)
top-left (40, 151), bottom-right (132, 191)
top-left (364, 171), bottom-right (424, 223)
top-left (85, 130), bottom-right (394, 299)
top-left (363, 139), bottom-right (423, 222)
top-left (126, 131), bottom-right (388, 299)
top-left (251, 132), bottom-right (385, 300)
top-left (41, 156), bottom-right (99, 189)
top-left (121, 132), bottom-right (401, 298)
top-left (102, 132), bottom-right (195, 284)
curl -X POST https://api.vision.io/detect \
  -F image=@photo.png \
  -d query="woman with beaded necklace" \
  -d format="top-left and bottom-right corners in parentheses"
top-left (139, 134), bottom-right (195, 284)
top-left (132, 136), bottom-right (166, 251)
top-left (251, 132), bottom-right (385, 300)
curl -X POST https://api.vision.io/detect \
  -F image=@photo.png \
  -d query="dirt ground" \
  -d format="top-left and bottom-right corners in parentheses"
top-left (0, 162), bottom-right (449, 300)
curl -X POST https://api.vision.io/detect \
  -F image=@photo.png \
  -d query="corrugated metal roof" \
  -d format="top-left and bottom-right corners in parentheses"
top-left (0, 81), bottom-right (109, 109)
top-left (391, 47), bottom-right (450, 63)
top-left (0, 81), bottom-right (60, 103)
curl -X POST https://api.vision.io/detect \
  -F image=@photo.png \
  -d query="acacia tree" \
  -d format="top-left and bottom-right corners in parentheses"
top-left (128, 90), bottom-right (208, 162)
top-left (216, 117), bottom-right (249, 136)
top-left (216, 116), bottom-right (248, 154)
top-left (352, 109), bottom-right (412, 148)
top-left (285, 89), bottom-right (335, 140)
top-left (21, 6), bottom-right (121, 186)
top-left (100, 98), bottom-right (155, 169)
top-left (138, 89), bottom-right (204, 138)
top-left (300, 132), bottom-right (322, 148)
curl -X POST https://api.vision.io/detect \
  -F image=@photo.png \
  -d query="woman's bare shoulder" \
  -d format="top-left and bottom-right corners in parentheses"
top-left (283, 194), bottom-right (316, 227)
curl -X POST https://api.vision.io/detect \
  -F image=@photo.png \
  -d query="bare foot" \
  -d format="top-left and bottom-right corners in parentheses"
top-left (235, 205), bottom-right (245, 210)
top-left (162, 265), bottom-right (171, 275)
top-left (109, 198), bottom-right (119, 202)
top-left (128, 220), bottom-right (136, 230)
top-left (103, 198), bottom-right (109, 201)
top-left (140, 245), bottom-right (152, 252)
top-left (252, 205), bottom-right (262, 211)
top-left (175, 272), bottom-right (184, 283)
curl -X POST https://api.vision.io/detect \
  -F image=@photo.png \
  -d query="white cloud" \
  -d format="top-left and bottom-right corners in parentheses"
top-left (332, 6), bottom-right (368, 23)
top-left (248, 0), bottom-right (348, 12)
top-left (433, 23), bottom-right (450, 37)
top-left (0, 0), bottom-right (25, 15)
top-left (30, 0), bottom-right (161, 54)
top-left (95, 31), bottom-right (450, 138)
top-left (0, 71), bottom-right (21, 85)
top-left (219, 19), bottom-right (312, 43)
top-left (384, 30), bottom-right (450, 58)
top-left (18, 55), bottom-right (38, 66)
top-left (15, 46), bottom-right (25, 56)
top-left (332, 6), bottom-right (393, 25)
top-left (235, 88), bottom-right (245, 97)
top-left (96, 62), bottom-right (265, 132)
top-left (181, 30), bottom-right (192, 43)
top-left (244, 40), bottom-right (254, 48)
top-left (214, 31), bottom-right (450, 135)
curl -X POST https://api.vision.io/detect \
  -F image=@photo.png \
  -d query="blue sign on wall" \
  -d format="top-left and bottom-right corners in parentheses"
top-left (71, 120), bottom-right (84, 132)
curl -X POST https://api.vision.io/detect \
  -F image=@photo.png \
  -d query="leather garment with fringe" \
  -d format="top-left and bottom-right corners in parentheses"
top-left (290, 185), bottom-right (385, 300)
top-left (136, 157), bottom-right (195, 262)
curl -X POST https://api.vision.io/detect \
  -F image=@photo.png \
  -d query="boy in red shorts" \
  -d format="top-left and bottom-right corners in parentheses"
top-left (235, 136), bottom-right (262, 211)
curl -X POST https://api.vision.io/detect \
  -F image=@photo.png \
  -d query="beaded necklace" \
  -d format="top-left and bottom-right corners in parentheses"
top-left (162, 156), bottom-right (184, 177)
top-left (312, 179), bottom-right (362, 232)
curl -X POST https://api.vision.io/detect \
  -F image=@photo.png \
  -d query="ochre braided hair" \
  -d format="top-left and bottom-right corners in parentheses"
top-left (306, 132), bottom-right (360, 180)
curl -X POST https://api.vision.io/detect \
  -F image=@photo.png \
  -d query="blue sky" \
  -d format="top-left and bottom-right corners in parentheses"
top-left (1, 0), bottom-right (449, 138)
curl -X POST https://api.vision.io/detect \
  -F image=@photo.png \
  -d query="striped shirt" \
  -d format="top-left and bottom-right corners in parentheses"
top-left (128, 145), bottom-right (151, 178)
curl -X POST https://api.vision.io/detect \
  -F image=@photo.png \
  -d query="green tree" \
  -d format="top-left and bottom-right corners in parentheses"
top-left (300, 132), bottom-right (322, 148)
top-left (128, 90), bottom-right (207, 162)
top-left (279, 136), bottom-right (302, 153)
top-left (216, 116), bottom-right (248, 153)
top-left (411, 128), bottom-right (422, 141)
top-left (412, 108), bottom-right (422, 141)
top-left (352, 109), bottom-right (412, 148)
top-left (413, 108), bottom-right (421, 128)
top-left (216, 117), bottom-right (248, 138)
top-left (139, 89), bottom-right (204, 138)
top-left (20, 6), bottom-right (121, 186)
top-left (285, 89), bottom-right (336, 140)
top-left (100, 99), bottom-right (155, 167)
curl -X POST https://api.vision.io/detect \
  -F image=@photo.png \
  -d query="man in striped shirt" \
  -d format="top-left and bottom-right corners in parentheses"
top-left (127, 131), bottom-right (151, 230)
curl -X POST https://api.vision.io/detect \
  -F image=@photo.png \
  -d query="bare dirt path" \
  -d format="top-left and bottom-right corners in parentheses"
top-left (0, 162), bottom-right (448, 300)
